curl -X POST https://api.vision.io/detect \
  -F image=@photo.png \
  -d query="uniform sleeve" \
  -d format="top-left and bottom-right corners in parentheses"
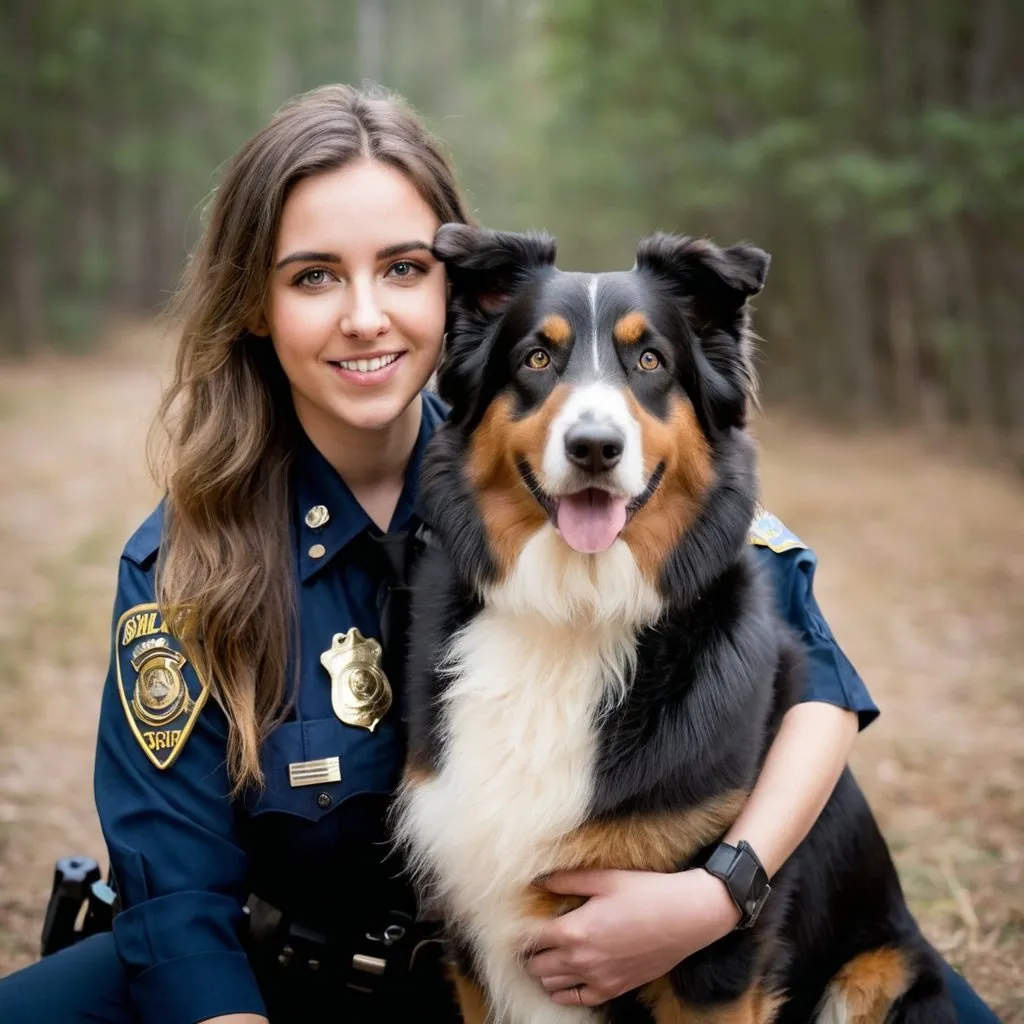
top-left (761, 546), bottom-right (880, 731)
top-left (94, 555), bottom-right (267, 1024)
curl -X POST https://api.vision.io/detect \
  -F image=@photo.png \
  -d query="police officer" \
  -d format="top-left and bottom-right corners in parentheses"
top-left (0, 83), bottom-right (1000, 1024)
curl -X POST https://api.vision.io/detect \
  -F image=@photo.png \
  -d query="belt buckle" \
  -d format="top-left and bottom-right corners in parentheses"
top-left (347, 911), bottom-right (412, 994)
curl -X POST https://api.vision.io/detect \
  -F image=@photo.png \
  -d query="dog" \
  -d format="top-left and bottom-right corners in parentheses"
top-left (393, 224), bottom-right (955, 1024)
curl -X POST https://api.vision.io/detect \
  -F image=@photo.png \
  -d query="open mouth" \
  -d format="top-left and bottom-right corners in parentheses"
top-left (516, 460), bottom-right (665, 554)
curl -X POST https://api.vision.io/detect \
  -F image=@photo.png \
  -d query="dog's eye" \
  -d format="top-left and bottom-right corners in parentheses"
top-left (526, 349), bottom-right (551, 370)
top-left (638, 350), bottom-right (660, 370)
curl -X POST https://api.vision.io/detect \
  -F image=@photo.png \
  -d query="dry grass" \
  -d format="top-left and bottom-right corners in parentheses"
top-left (756, 412), bottom-right (1024, 1020)
top-left (0, 330), bottom-right (1021, 1018)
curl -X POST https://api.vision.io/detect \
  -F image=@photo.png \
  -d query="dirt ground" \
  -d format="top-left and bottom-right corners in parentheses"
top-left (0, 325), bottom-right (1021, 1019)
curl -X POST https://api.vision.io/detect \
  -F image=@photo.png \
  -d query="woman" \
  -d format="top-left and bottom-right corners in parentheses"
top-left (0, 84), bottom-right (998, 1024)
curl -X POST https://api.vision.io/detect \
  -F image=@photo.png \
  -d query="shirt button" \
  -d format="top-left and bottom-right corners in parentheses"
top-left (317, 792), bottom-right (332, 809)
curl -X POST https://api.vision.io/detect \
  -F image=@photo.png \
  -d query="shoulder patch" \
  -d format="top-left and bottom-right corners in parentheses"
top-left (115, 603), bottom-right (209, 769)
top-left (748, 504), bottom-right (807, 553)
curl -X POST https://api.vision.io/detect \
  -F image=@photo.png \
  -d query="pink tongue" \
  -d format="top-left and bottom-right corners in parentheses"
top-left (555, 489), bottom-right (628, 553)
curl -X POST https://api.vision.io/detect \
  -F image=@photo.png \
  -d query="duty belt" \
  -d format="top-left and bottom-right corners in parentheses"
top-left (243, 893), bottom-right (447, 996)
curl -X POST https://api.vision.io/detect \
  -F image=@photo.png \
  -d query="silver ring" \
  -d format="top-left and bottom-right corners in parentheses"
top-left (572, 986), bottom-right (584, 1006)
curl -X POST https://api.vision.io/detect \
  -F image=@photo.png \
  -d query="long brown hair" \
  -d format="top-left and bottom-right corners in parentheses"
top-left (153, 84), bottom-right (471, 793)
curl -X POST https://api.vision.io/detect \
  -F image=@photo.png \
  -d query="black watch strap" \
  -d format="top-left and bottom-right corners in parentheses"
top-left (703, 840), bottom-right (771, 929)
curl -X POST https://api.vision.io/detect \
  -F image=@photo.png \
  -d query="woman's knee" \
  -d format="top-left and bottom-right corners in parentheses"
top-left (942, 962), bottom-right (1002, 1024)
top-left (0, 933), bottom-right (136, 1023)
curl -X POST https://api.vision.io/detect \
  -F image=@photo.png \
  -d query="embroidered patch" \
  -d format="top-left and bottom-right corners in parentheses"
top-left (748, 504), bottom-right (806, 553)
top-left (115, 603), bottom-right (209, 769)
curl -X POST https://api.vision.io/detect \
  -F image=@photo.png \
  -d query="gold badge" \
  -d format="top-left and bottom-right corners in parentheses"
top-left (130, 639), bottom-right (192, 727)
top-left (115, 603), bottom-right (209, 769)
top-left (305, 505), bottom-right (330, 530)
top-left (320, 628), bottom-right (392, 732)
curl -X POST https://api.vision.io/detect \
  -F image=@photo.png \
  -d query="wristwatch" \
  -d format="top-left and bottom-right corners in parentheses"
top-left (702, 840), bottom-right (771, 930)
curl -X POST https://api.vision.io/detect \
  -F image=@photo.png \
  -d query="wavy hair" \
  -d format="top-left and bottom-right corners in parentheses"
top-left (153, 84), bottom-right (471, 793)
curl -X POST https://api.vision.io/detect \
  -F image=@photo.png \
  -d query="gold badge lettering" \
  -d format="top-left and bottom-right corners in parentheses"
top-left (121, 611), bottom-right (165, 646)
top-left (320, 628), bottom-right (392, 732)
top-left (143, 730), bottom-right (183, 752)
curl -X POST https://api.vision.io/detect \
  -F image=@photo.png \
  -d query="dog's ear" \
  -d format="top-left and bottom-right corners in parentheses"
top-left (433, 224), bottom-right (557, 428)
top-left (637, 234), bottom-right (768, 431)
top-left (433, 223), bottom-right (557, 318)
top-left (635, 233), bottom-right (769, 334)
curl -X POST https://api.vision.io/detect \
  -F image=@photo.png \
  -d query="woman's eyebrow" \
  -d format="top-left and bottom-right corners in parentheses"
top-left (274, 241), bottom-right (432, 271)
top-left (376, 240), bottom-right (432, 260)
top-left (275, 250), bottom-right (340, 270)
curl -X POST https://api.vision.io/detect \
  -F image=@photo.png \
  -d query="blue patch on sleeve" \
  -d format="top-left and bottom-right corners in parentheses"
top-left (748, 505), bottom-right (806, 553)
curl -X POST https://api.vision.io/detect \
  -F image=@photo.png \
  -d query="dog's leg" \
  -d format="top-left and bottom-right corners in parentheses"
top-left (640, 978), bottom-right (783, 1023)
top-left (449, 965), bottom-right (492, 1024)
top-left (813, 947), bottom-right (912, 1024)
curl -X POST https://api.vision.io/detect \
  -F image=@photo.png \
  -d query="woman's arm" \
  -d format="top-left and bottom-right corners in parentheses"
top-left (525, 702), bottom-right (857, 1007)
top-left (96, 522), bottom-right (268, 1024)
top-left (723, 701), bottom-right (857, 877)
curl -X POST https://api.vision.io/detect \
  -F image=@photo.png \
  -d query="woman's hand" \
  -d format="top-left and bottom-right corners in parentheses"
top-left (523, 702), bottom-right (859, 1007)
top-left (524, 867), bottom-right (740, 1007)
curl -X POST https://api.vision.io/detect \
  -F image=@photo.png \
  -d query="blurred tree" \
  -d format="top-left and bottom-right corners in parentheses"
top-left (0, 0), bottom-right (1020, 452)
top-left (539, 0), bottom-right (1024, 441)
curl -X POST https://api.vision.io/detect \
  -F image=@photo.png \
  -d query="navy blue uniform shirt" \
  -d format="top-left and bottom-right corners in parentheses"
top-left (93, 392), bottom-right (876, 1023)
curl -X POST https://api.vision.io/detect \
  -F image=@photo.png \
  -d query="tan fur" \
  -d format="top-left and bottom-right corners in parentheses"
top-left (450, 966), bottom-right (491, 1024)
top-left (520, 790), bottom-right (747, 923)
top-left (815, 947), bottom-right (909, 1023)
top-left (641, 978), bottom-right (784, 1024)
top-left (403, 762), bottom-right (432, 787)
top-left (467, 388), bottom-right (569, 577)
top-left (554, 790), bottom-right (747, 873)
top-left (621, 392), bottom-right (714, 581)
top-left (613, 310), bottom-right (650, 345)
top-left (540, 314), bottom-right (573, 346)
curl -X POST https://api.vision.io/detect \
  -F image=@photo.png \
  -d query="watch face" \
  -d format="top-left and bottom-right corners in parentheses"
top-left (741, 882), bottom-right (772, 929)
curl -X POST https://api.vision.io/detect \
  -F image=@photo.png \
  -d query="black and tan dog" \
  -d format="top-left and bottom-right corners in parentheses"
top-left (393, 225), bottom-right (954, 1023)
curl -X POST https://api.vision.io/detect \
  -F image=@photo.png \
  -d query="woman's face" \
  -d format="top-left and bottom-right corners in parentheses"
top-left (260, 158), bottom-right (447, 438)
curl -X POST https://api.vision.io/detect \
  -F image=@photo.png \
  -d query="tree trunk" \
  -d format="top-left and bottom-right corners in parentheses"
top-left (7, 0), bottom-right (43, 352)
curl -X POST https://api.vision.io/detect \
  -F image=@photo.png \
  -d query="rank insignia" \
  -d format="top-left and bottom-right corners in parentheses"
top-left (320, 627), bottom-right (392, 732)
top-left (748, 504), bottom-right (807, 554)
top-left (115, 603), bottom-right (209, 769)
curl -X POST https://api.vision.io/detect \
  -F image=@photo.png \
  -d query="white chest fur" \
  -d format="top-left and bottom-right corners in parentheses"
top-left (395, 527), bottom-right (663, 1023)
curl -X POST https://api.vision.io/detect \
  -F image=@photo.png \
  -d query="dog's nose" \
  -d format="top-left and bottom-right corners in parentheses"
top-left (564, 422), bottom-right (624, 473)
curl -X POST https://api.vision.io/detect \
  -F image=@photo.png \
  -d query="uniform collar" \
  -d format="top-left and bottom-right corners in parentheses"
top-left (294, 391), bottom-right (449, 582)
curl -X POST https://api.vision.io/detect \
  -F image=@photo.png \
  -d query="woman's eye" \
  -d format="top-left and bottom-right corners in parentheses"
top-left (638, 350), bottom-right (660, 371)
top-left (388, 260), bottom-right (423, 280)
top-left (526, 349), bottom-right (551, 370)
top-left (296, 268), bottom-right (330, 288)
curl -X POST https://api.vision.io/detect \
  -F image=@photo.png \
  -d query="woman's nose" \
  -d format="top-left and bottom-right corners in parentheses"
top-left (341, 279), bottom-right (389, 339)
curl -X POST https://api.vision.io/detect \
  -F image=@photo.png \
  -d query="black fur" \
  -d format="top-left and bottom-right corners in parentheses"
top-left (405, 224), bottom-right (955, 1022)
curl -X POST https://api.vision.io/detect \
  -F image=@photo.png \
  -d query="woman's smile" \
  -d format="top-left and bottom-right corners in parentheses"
top-left (327, 350), bottom-right (406, 387)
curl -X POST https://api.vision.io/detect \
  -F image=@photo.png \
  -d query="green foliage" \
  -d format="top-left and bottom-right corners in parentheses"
top-left (534, 0), bottom-right (1023, 430)
top-left (1, 0), bottom-right (1021, 434)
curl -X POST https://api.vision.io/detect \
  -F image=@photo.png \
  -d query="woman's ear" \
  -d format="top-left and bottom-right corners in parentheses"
top-left (247, 312), bottom-right (271, 338)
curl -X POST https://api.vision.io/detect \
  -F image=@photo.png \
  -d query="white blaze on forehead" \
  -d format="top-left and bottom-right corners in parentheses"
top-left (588, 275), bottom-right (600, 373)
top-left (541, 382), bottom-right (646, 497)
